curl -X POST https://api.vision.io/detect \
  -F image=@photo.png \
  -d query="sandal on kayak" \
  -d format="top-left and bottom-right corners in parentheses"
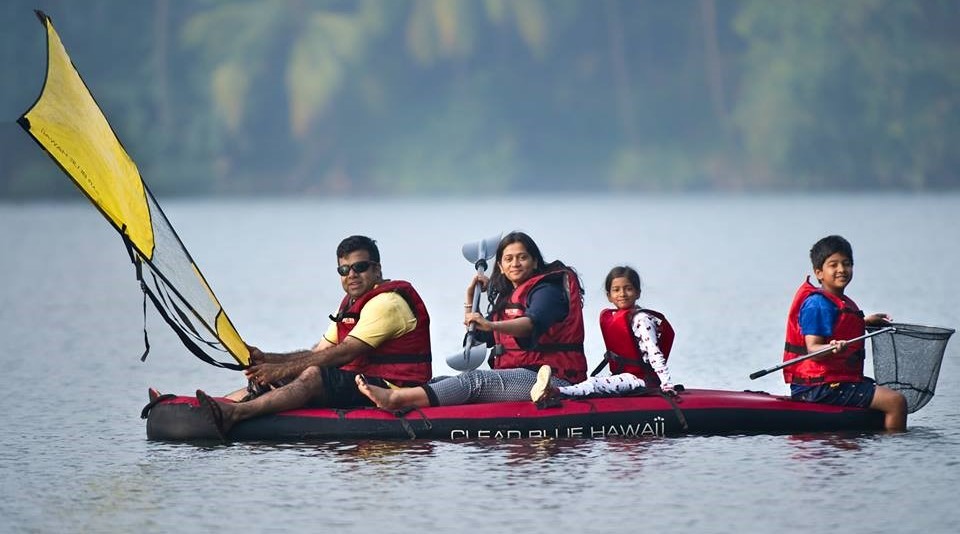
top-left (196, 389), bottom-right (228, 442)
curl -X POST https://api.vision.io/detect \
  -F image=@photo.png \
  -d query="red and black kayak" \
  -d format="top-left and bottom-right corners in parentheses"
top-left (143, 388), bottom-right (884, 442)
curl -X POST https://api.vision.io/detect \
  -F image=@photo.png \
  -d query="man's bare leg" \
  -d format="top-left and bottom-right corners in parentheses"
top-left (223, 387), bottom-right (251, 402)
top-left (355, 376), bottom-right (430, 410)
top-left (198, 366), bottom-right (324, 435)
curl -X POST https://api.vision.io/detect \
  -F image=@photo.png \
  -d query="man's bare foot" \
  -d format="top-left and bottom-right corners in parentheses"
top-left (148, 387), bottom-right (162, 402)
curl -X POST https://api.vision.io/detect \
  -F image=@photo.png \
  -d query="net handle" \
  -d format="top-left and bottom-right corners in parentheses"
top-left (749, 327), bottom-right (895, 380)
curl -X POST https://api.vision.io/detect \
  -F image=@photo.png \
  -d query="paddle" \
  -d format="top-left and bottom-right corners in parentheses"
top-left (446, 234), bottom-right (501, 372)
top-left (749, 326), bottom-right (894, 380)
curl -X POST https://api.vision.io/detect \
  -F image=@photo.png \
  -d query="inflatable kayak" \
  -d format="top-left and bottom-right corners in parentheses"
top-left (143, 388), bottom-right (884, 442)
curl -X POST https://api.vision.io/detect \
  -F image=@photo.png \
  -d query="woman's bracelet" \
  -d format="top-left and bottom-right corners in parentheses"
top-left (463, 304), bottom-right (472, 309)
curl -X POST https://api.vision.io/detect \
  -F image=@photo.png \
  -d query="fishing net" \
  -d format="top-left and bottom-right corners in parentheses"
top-left (870, 323), bottom-right (954, 413)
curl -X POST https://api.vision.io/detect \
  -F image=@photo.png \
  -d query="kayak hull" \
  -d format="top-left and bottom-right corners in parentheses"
top-left (144, 388), bottom-right (884, 442)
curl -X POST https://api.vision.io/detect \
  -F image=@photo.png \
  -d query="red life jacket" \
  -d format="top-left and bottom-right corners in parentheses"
top-left (599, 307), bottom-right (675, 387)
top-left (334, 280), bottom-right (432, 386)
top-left (782, 277), bottom-right (866, 385)
top-left (491, 269), bottom-right (588, 383)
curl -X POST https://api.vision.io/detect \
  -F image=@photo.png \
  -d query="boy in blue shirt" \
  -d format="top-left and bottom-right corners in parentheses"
top-left (783, 235), bottom-right (907, 431)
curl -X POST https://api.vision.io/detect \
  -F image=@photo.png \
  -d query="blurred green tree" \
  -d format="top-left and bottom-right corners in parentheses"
top-left (734, 0), bottom-right (960, 189)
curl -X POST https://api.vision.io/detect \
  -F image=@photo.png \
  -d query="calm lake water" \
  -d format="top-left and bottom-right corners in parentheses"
top-left (1, 193), bottom-right (959, 533)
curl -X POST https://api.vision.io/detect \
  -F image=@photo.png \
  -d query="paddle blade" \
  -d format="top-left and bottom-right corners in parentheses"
top-left (462, 234), bottom-right (501, 264)
top-left (446, 342), bottom-right (488, 372)
top-left (449, 234), bottom-right (499, 372)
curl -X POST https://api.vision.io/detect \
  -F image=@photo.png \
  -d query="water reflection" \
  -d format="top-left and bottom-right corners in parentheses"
top-left (785, 431), bottom-right (874, 460)
top-left (308, 439), bottom-right (438, 463)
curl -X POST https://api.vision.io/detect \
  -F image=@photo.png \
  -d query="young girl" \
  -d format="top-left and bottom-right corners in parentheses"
top-left (531, 265), bottom-right (676, 402)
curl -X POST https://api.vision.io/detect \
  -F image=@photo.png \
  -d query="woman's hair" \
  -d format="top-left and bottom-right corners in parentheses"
top-left (486, 231), bottom-right (582, 313)
top-left (604, 266), bottom-right (642, 296)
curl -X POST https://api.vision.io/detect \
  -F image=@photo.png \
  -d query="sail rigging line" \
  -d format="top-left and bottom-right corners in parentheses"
top-left (18, 10), bottom-right (249, 370)
top-left (123, 231), bottom-right (244, 371)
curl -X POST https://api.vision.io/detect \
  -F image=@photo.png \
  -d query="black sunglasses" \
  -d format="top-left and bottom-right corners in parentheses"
top-left (337, 260), bottom-right (378, 276)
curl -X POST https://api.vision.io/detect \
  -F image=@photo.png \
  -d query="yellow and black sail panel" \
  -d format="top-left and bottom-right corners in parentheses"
top-left (18, 11), bottom-right (249, 368)
top-left (18, 12), bottom-right (154, 256)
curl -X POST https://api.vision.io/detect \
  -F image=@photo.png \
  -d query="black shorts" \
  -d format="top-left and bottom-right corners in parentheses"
top-left (308, 367), bottom-right (392, 408)
top-left (790, 377), bottom-right (877, 409)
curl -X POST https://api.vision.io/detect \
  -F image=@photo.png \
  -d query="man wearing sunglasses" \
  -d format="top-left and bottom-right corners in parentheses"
top-left (194, 235), bottom-right (432, 440)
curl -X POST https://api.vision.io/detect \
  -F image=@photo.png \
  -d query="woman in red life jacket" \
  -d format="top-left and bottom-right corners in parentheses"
top-left (530, 265), bottom-right (677, 403)
top-left (355, 231), bottom-right (588, 409)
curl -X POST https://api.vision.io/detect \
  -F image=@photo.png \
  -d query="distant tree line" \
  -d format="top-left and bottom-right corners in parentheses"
top-left (2, 0), bottom-right (958, 198)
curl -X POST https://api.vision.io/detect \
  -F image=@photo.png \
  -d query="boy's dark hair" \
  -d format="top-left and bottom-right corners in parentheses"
top-left (336, 235), bottom-right (380, 262)
top-left (604, 266), bottom-right (642, 296)
top-left (810, 235), bottom-right (853, 269)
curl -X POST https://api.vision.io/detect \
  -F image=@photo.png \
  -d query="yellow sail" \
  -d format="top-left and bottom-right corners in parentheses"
top-left (18, 11), bottom-right (248, 367)
top-left (20, 14), bottom-right (154, 255)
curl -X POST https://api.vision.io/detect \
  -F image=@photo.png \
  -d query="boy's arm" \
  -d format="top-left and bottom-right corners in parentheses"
top-left (865, 313), bottom-right (892, 326)
top-left (804, 334), bottom-right (847, 357)
top-left (799, 294), bottom-right (844, 357)
top-left (805, 311), bottom-right (892, 355)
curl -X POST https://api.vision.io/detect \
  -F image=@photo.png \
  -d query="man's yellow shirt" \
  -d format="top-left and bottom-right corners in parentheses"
top-left (322, 291), bottom-right (417, 348)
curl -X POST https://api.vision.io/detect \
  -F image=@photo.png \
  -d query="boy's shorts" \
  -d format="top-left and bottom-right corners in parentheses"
top-left (790, 377), bottom-right (876, 409)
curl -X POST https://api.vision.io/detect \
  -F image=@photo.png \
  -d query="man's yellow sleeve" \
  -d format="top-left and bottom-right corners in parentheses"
top-left (347, 292), bottom-right (417, 348)
top-left (321, 319), bottom-right (339, 345)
